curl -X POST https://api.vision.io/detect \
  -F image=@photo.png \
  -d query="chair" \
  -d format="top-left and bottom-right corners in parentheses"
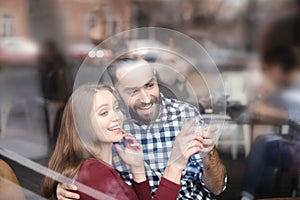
top-left (0, 101), bottom-right (12, 137)
top-left (201, 114), bottom-right (250, 159)
top-left (217, 121), bottom-right (251, 160)
top-left (217, 123), bottom-right (251, 160)
top-left (0, 159), bottom-right (26, 200)
top-left (273, 139), bottom-right (300, 197)
top-left (215, 71), bottom-right (251, 159)
top-left (291, 172), bottom-right (300, 197)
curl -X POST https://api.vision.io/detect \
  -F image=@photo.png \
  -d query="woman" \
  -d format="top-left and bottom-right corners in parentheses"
top-left (42, 84), bottom-right (202, 200)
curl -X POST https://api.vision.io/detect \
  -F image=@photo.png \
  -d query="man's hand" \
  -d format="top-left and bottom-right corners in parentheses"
top-left (56, 183), bottom-right (79, 200)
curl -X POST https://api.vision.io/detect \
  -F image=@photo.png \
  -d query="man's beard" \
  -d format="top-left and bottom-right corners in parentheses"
top-left (129, 96), bottom-right (161, 125)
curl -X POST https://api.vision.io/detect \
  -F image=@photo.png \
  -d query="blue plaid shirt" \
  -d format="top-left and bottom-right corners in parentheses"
top-left (113, 95), bottom-right (218, 200)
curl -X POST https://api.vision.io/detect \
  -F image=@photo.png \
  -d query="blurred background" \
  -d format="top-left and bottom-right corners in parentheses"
top-left (0, 0), bottom-right (300, 199)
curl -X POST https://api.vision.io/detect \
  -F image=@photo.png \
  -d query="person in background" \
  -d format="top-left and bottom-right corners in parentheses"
top-left (240, 46), bottom-right (300, 200)
top-left (37, 40), bottom-right (72, 148)
top-left (38, 40), bottom-right (71, 103)
top-left (43, 84), bottom-right (204, 200)
top-left (56, 55), bottom-right (226, 200)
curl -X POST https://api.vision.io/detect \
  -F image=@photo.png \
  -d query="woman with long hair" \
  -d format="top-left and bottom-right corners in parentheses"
top-left (42, 84), bottom-right (202, 200)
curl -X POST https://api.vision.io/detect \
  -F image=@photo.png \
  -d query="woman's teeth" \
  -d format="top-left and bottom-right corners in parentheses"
top-left (108, 125), bottom-right (121, 131)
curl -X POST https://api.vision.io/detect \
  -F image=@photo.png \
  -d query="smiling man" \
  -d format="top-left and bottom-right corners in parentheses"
top-left (56, 55), bottom-right (227, 200)
top-left (114, 61), bottom-right (160, 124)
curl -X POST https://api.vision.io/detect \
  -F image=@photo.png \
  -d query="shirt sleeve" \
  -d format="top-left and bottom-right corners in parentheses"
top-left (133, 177), bottom-right (180, 200)
top-left (179, 154), bottom-right (213, 199)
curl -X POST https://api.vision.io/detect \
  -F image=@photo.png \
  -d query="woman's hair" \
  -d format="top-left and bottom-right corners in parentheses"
top-left (42, 84), bottom-right (115, 197)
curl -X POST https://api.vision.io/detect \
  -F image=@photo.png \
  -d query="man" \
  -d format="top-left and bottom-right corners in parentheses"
top-left (241, 46), bottom-right (300, 200)
top-left (56, 55), bottom-right (226, 199)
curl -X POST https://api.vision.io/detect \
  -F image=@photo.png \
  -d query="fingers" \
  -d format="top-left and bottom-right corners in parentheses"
top-left (124, 134), bottom-right (137, 145)
top-left (185, 146), bottom-right (201, 158)
top-left (174, 142), bottom-right (201, 161)
top-left (199, 136), bottom-right (215, 153)
top-left (115, 143), bottom-right (142, 156)
top-left (115, 144), bottom-right (125, 155)
top-left (127, 143), bottom-right (142, 153)
top-left (189, 135), bottom-right (215, 153)
top-left (196, 128), bottom-right (216, 141)
top-left (129, 143), bottom-right (142, 148)
top-left (122, 131), bottom-right (133, 138)
top-left (123, 131), bottom-right (139, 147)
top-left (123, 135), bottom-right (142, 151)
top-left (189, 137), bottom-right (204, 149)
top-left (180, 118), bottom-right (196, 136)
top-left (58, 183), bottom-right (78, 191)
top-left (173, 122), bottom-right (198, 156)
top-left (57, 183), bottom-right (79, 200)
top-left (194, 135), bottom-right (214, 148)
top-left (204, 139), bottom-right (214, 147)
top-left (57, 191), bottom-right (80, 200)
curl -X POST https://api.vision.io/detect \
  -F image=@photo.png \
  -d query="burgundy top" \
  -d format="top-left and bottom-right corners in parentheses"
top-left (76, 159), bottom-right (180, 200)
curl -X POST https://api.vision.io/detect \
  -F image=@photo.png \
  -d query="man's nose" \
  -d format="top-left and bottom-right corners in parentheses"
top-left (139, 89), bottom-right (151, 103)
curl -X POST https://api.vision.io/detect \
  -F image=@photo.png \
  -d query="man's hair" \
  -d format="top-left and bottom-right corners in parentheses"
top-left (107, 54), bottom-right (145, 85)
top-left (261, 46), bottom-right (299, 74)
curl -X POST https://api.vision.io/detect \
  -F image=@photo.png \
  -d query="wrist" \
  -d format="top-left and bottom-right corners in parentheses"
top-left (163, 165), bottom-right (183, 184)
top-left (130, 165), bottom-right (144, 174)
top-left (131, 166), bottom-right (146, 183)
top-left (167, 153), bottom-right (188, 171)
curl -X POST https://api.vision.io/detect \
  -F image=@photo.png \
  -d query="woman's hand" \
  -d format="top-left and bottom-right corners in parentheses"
top-left (195, 126), bottom-right (217, 155)
top-left (115, 133), bottom-right (146, 183)
top-left (115, 133), bottom-right (143, 168)
top-left (115, 133), bottom-right (146, 182)
top-left (167, 119), bottom-right (202, 170)
top-left (164, 119), bottom-right (203, 184)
